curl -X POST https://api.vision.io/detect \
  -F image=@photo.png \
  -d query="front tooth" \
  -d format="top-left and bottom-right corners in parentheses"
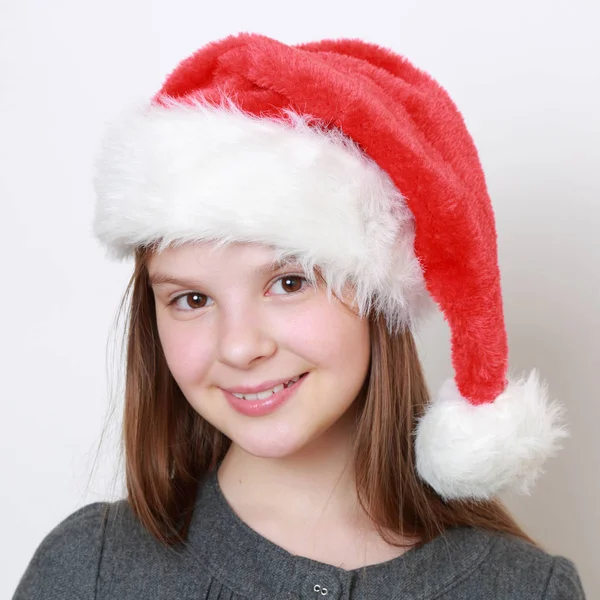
top-left (255, 384), bottom-right (284, 400)
top-left (232, 382), bottom-right (285, 401)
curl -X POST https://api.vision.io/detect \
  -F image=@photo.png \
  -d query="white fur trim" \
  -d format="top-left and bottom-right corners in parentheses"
top-left (93, 98), bottom-right (435, 332)
top-left (414, 369), bottom-right (569, 500)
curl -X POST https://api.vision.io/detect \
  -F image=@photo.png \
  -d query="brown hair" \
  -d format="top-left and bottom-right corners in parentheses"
top-left (101, 244), bottom-right (540, 552)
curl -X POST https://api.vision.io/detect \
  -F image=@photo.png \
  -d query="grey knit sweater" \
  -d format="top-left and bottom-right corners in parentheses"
top-left (13, 470), bottom-right (586, 599)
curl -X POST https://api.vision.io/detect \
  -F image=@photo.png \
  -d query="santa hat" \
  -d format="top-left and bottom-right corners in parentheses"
top-left (92, 32), bottom-right (568, 501)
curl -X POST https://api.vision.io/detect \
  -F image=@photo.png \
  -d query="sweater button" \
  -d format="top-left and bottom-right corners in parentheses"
top-left (302, 571), bottom-right (341, 600)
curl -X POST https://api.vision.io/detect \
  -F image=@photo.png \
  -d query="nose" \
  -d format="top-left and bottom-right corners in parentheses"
top-left (216, 304), bottom-right (277, 369)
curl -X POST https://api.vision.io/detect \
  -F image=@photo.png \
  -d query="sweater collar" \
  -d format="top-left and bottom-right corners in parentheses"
top-left (187, 468), bottom-right (497, 600)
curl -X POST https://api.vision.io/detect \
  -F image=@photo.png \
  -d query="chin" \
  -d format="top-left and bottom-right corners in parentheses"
top-left (227, 424), bottom-right (315, 459)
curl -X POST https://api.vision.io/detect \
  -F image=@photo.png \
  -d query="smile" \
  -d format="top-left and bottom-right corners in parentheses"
top-left (230, 375), bottom-right (303, 401)
top-left (223, 373), bottom-right (309, 417)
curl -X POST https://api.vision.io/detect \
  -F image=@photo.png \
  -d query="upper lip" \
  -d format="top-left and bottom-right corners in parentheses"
top-left (222, 373), bottom-right (305, 395)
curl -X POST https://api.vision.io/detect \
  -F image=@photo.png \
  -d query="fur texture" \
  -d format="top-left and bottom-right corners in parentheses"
top-left (93, 99), bottom-right (434, 334)
top-left (415, 370), bottom-right (570, 500)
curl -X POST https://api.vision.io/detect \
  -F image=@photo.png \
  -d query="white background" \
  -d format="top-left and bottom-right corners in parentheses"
top-left (1, 0), bottom-right (598, 597)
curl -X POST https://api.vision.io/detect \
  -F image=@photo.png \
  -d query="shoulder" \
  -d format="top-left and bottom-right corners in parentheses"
top-left (13, 497), bottom-right (203, 600)
top-left (13, 502), bottom-right (110, 600)
top-left (543, 556), bottom-right (587, 599)
top-left (446, 527), bottom-right (586, 600)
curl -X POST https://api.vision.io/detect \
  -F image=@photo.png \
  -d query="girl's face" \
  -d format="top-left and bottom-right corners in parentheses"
top-left (147, 242), bottom-right (371, 458)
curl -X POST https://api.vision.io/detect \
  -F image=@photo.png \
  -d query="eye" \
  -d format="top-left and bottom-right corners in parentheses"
top-left (169, 292), bottom-right (213, 312)
top-left (269, 274), bottom-right (309, 295)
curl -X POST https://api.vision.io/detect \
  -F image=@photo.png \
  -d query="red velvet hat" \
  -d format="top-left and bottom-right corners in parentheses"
top-left (93, 33), bottom-right (568, 500)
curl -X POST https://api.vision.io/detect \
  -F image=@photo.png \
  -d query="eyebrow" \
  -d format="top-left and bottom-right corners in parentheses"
top-left (148, 258), bottom-right (301, 288)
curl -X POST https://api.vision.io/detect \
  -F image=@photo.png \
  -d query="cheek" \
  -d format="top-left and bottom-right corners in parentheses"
top-left (280, 300), bottom-right (370, 384)
top-left (157, 318), bottom-right (214, 385)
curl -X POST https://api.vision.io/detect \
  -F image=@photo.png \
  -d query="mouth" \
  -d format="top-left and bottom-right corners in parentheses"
top-left (222, 372), bottom-right (309, 417)
top-left (228, 372), bottom-right (309, 401)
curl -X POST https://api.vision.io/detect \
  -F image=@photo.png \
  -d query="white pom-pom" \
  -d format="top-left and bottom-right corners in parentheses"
top-left (414, 370), bottom-right (569, 501)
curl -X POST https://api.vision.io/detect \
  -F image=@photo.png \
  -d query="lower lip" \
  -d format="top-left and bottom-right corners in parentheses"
top-left (222, 373), bottom-right (308, 417)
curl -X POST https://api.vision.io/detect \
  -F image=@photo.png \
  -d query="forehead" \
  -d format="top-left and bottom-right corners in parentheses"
top-left (147, 241), bottom-right (299, 275)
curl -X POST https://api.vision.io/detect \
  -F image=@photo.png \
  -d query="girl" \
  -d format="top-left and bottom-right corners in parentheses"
top-left (14, 33), bottom-right (586, 599)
